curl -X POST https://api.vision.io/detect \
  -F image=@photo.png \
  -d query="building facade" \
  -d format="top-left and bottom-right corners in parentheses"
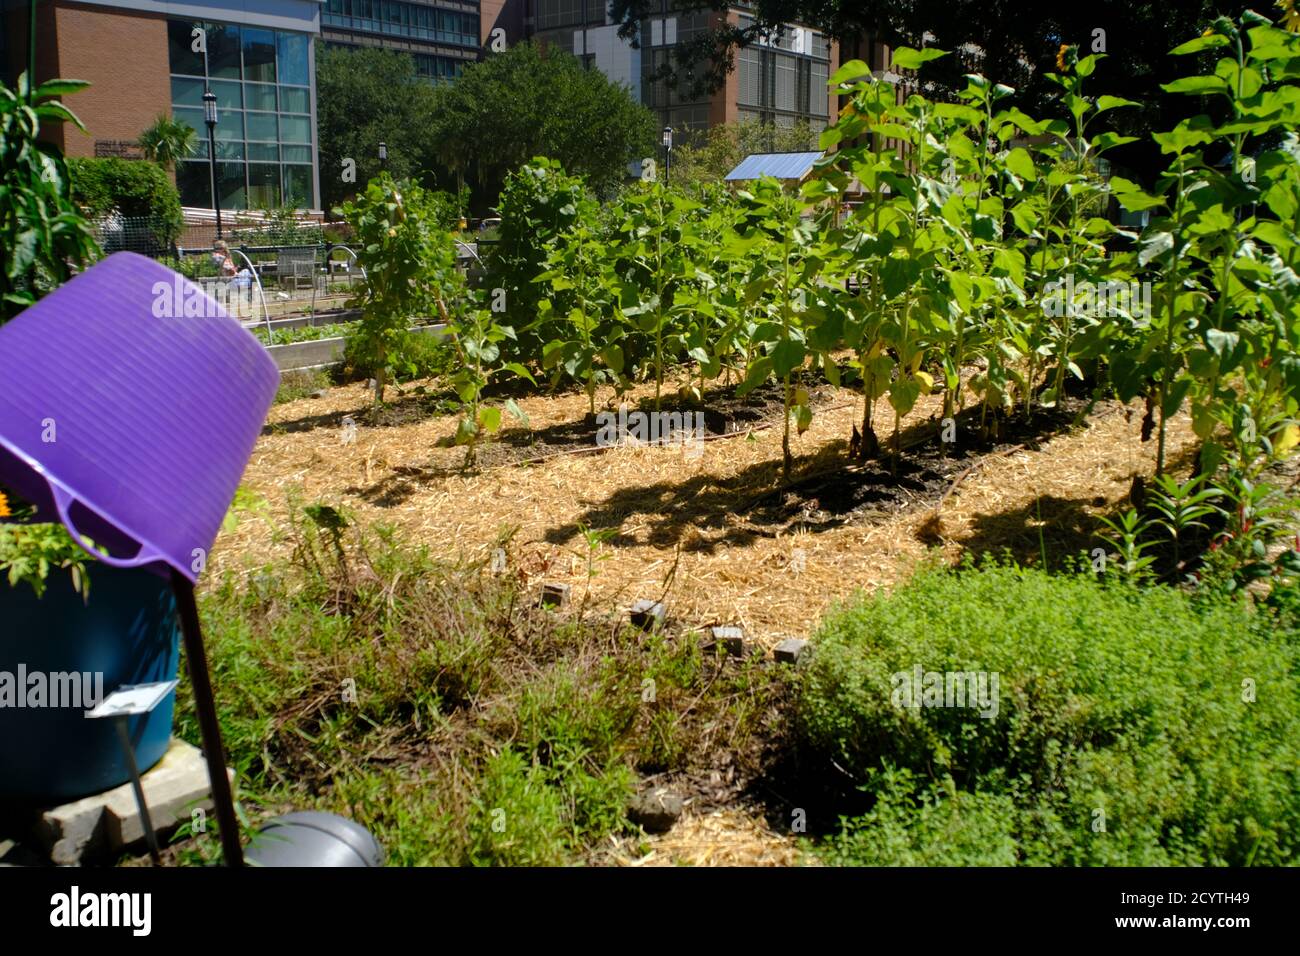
top-left (320, 0), bottom-right (480, 82)
top-left (527, 1), bottom-right (838, 136)
top-left (3, 0), bottom-right (325, 212)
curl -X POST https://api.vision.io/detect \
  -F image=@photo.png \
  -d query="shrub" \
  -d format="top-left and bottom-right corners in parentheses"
top-left (342, 327), bottom-right (453, 383)
top-left (798, 561), bottom-right (1300, 865)
top-left (68, 156), bottom-right (183, 249)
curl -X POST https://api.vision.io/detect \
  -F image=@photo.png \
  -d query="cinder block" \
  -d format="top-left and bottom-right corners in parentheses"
top-left (774, 638), bottom-right (810, 665)
top-left (539, 582), bottom-right (571, 608)
top-left (705, 625), bottom-right (746, 658)
top-left (629, 599), bottom-right (666, 631)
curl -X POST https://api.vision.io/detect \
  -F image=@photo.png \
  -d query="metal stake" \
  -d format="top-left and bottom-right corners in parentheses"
top-left (113, 715), bottom-right (162, 865)
top-left (171, 568), bottom-right (244, 866)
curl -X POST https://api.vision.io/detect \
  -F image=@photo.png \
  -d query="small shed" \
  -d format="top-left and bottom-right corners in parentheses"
top-left (724, 151), bottom-right (825, 184)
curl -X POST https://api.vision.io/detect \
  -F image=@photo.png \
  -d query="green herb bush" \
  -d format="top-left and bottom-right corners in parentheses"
top-left (798, 561), bottom-right (1300, 865)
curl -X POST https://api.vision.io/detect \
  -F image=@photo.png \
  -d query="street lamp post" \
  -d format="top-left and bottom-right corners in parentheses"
top-left (662, 126), bottom-right (673, 185)
top-left (202, 89), bottom-right (222, 239)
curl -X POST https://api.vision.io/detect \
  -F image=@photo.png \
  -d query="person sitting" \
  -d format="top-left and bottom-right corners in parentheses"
top-left (211, 240), bottom-right (253, 290)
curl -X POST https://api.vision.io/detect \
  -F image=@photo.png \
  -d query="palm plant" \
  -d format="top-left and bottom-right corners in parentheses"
top-left (137, 114), bottom-right (197, 170)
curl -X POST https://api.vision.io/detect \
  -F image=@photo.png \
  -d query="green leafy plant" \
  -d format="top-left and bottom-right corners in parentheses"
top-left (0, 513), bottom-right (95, 600)
top-left (0, 72), bottom-right (98, 322)
top-left (136, 114), bottom-right (197, 170)
top-left (340, 174), bottom-right (453, 406)
top-left (1095, 507), bottom-right (1159, 581)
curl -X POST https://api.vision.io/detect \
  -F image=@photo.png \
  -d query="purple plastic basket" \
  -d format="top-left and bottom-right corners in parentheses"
top-left (0, 252), bottom-right (278, 582)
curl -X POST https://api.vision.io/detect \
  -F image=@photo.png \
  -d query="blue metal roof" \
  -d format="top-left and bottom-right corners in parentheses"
top-left (724, 151), bottom-right (824, 182)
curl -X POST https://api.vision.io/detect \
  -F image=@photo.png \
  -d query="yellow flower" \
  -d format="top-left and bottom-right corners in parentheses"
top-left (0, 491), bottom-right (11, 519)
top-left (1055, 43), bottom-right (1070, 71)
top-left (1279, 0), bottom-right (1300, 33)
top-left (1202, 26), bottom-right (1214, 37)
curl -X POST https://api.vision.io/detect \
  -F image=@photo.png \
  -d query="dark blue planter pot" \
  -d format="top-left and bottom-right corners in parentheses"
top-left (0, 565), bottom-right (180, 806)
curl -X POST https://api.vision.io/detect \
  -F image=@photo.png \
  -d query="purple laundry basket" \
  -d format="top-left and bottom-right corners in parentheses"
top-left (0, 252), bottom-right (278, 806)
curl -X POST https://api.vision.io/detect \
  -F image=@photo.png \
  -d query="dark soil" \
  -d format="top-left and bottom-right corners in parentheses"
top-left (736, 398), bottom-right (1088, 537)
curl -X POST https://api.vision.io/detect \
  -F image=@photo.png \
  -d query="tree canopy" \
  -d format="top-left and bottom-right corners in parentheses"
top-left (608, 0), bottom-right (1268, 179)
top-left (315, 46), bottom-right (440, 213)
top-left (428, 42), bottom-right (657, 205)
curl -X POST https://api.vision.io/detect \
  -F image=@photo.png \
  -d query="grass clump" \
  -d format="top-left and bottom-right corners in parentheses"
top-left (273, 368), bottom-right (335, 404)
top-left (796, 560), bottom-right (1300, 866)
top-left (176, 505), bottom-right (780, 865)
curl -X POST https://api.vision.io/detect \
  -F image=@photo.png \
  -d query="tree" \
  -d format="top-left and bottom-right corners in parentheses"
top-left (608, 1), bottom-right (1264, 180)
top-left (429, 42), bottom-right (657, 204)
top-left (315, 46), bottom-right (441, 213)
top-left (136, 114), bottom-right (196, 170)
top-left (671, 119), bottom-right (818, 189)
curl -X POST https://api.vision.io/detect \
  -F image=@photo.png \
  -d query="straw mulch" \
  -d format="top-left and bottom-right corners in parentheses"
top-left (217, 372), bottom-right (1196, 644)
top-left (211, 370), bottom-right (1198, 866)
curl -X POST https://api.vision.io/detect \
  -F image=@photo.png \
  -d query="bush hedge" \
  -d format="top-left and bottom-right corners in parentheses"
top-left (798, 562), bottom-right (1300, 865)
top-left (68, 157), bottom-right (183, 249)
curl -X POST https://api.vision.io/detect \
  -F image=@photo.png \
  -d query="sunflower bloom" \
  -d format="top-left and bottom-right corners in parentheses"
top-left (1055, 44), bottom-right (1069, 71)
top-left (0, 491), bottom-right (11, 519)
top-left (1280, 0), bottom-right (1300, 33)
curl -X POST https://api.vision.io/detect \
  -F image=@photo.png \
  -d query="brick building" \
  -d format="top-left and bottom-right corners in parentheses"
top-left (2, 0), bottom-right (325, 212)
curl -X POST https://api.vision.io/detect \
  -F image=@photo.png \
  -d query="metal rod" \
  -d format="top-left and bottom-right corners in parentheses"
top-left (170, 568), bottom-right (244, 866)
top-left (114, 716), bottom-right (162, 865)
top-left (207, 125), bottom-right (221, 240)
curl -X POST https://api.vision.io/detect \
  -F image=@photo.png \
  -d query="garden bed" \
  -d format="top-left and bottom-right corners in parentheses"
top-left (224, 367), bottom-right (1195, 656)
top-left (196, 369), bottom-right (1240, 866)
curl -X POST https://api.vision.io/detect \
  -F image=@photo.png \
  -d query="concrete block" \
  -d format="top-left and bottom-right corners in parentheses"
top-left (35, 738), bottom-right (230, 864)
top-left (774, 638), bottom-right (810, 665)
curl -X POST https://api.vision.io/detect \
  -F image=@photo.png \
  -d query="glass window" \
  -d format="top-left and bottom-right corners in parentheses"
top-left (168, 20), bottom-right (206, 76)
top-left (206, 23), bottom-right (242, 80)
top-left (282, 165), bottom-right (314, 209)
top-left (247, 163), bottom-right (281, 208)
top-left (176, 161), bottom-right (214, 207)
top-left (173, 106), bottom-right (206, 132)
top-left (217, 161), bottom-right (246, 210)
top-left (242, 28), bottom-right (277, 83)
top-left (210, 79), bottom-right (242, 111)
top-left (279, 115), bottom-right (312, 144)
top-left (281, 144), bottom-right (312, 163)
top-left (191, 138), bottom-right (209, 160)
top-left (247, 142), bottom-right (279, 162)
top-left (246, 112), bottom-right (278, 142)
top-left (214, 112), bottom-right (244, 141)
top-left (277, 33), bottom-right (310, 86)
top-left (278, 86), bottom-right (309, 113)
top-left (171, 76), bottom-right (206, 107)
top-left (245, 83), bottom-right (277, 111)
top-left (215, 141), bottom-right (245, 161)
